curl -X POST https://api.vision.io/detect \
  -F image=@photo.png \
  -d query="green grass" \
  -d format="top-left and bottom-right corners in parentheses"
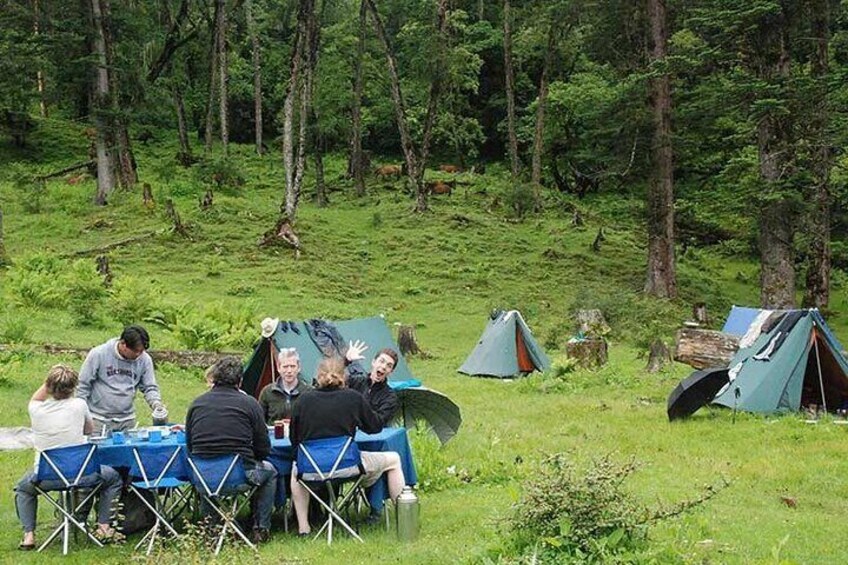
top-left (0, 123), bottom-right (847, 563)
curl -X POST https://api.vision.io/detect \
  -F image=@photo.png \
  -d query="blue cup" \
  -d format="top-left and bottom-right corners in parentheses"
top-left (112, 431), bottom-right (125, 445)
top-left (175, 430), bottom-right (186, 444)
top-left (149, 430), bottom-right (162, 443)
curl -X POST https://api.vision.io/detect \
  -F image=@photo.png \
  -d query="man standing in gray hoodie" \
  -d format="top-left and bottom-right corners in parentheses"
top-left (77, 325), bottom-right (167, 434)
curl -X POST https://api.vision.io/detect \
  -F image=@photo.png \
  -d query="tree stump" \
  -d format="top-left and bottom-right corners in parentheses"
top-left (575, 309), bottom-right (610, 337)
top-left (591, 227), bottom-right (605, 252)
top-left (571, 210), bottom-right (583, 227)
top-left (142, 182), bottom-right (154, 207)
top-left (164, 198), bottom-right (190, 238)
top-left (397, 324), bottom-right (421, 356)
top-left (95, 254), bottom-right (112, 287)
top-left (566, 337), bottom-right (608, 368)
top-left (199, 189), bottom-right (214, 210)
top-left (645, 339), bottom-right (672, 373)
top-left (692, 302), bottom-right (709, 326)
top-left (674, 328), bottom-right (739, 369)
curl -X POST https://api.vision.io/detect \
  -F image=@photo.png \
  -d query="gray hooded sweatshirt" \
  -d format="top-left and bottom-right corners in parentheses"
top-left (76, 338), bottom-right (162, 422)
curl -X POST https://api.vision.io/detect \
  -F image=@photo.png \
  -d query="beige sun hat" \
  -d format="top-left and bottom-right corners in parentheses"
top-left (260, 317), bottom-right (280, 338)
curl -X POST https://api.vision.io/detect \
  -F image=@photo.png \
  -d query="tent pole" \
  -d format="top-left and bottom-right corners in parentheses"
top-left (813, 326), bottom-right (827, 413)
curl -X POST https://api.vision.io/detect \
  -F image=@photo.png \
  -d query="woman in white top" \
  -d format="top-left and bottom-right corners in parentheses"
top-left (13, 365), bottom-right (123, 550)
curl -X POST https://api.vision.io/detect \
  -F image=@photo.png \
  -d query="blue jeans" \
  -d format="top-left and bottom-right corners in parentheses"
top-left (198, 460), bottom-right (277, 531)
top-left (14, 465), bottom-right (123, 533)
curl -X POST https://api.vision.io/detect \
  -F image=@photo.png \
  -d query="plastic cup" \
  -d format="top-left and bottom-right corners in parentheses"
top-left (282, 419), bottom-right (290, 439)
top-left (112, 431), bottom-right (125, 445)
top-left (274, 422), bottom-right (284, 439)
top-left (149, 430), bottom-right (162, 443)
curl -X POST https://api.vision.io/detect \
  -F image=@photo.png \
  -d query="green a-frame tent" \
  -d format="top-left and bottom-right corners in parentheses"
top-left (458, 310), bottom-right (550, 378)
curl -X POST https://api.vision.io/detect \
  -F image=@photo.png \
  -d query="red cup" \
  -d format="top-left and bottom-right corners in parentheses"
top-left (274, 422), bottom-right (284, 439)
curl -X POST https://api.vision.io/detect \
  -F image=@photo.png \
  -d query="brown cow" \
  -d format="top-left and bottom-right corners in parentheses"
top-left (374, 164), bottom-right (402, 178)
top-left (426, 180), bottom-right (455, 195)
top-left (439, 164), bottom-right (461, 173)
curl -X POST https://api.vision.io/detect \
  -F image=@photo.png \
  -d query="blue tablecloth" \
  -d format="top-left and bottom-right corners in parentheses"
top-left (96, 427), bottom-right (418, 512)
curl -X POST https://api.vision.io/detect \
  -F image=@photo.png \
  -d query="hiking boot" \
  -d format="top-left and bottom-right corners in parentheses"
top-left (252, 527), bottom-right (271, 544)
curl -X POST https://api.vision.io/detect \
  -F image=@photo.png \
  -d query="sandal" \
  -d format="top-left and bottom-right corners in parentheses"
top-left (93, 529), bottom-right (126, 545)
top-left (18, 542), bottom-right (35, 551)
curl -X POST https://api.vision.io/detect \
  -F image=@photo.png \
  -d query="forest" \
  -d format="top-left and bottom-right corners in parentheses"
top-left (1, 0), bottom-right (848, 563)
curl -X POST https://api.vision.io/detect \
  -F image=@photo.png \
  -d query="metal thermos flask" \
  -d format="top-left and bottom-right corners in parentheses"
top-left (396, 486), bottom-right (419, 542)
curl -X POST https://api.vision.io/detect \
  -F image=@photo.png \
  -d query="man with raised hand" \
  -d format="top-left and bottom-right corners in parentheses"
top-left (346, 343), bottom-right (400, 428)
top-left (77, 325), bottom-right (166, 434)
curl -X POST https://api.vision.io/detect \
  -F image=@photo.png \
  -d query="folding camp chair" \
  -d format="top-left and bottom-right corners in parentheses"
top-left (33, 443), bottom-right (105, 555)
top-left (186, 454), bottom-right (257, 554)
top-left (128, 444), bottom-right (191, 554)
top-left (296, 436), bottom-right (367, 544)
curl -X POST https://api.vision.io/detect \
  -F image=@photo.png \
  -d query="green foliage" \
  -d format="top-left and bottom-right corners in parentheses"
top-left (517, 358), bottom-right (580, 394)
top-left (504, 182), bottom-right (535, 219)
top-left (107, 276), bottom-right (168, 327)
top-left (0, 318), bottom-right (31, 344)
top-left (194, 156), bottom-right (246, 193)
top-left (6, 252), bottom-right (68, 309)
top-left (169, 302), bottom-right (257, 351)
top-left (499, 454), bottom-right (649, 563)
top-left (66, 260), bottom-right (108, 327)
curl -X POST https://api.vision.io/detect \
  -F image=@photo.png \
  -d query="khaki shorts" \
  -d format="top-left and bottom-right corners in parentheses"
top-left (360, 450), bottom-right (403, 487)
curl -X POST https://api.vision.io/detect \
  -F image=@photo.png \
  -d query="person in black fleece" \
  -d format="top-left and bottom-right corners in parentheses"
top-left (290, 357), bottom-right (405, 536)
top-left (346, 347), bottom-right (400, 427)
top-left (186, 356), bottom-right (277, 544)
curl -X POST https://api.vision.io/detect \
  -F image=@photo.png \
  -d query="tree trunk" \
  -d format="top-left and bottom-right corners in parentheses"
top-left (350, 0), bottom-right (367, 197)
top-left (478, 0), bottom-right (485, 21)
top-left (90, 0), bottom-right (116, 205)
top-left (216, 0), bottom-right (229, 155)
top-left (413, 0), bottom-right (449, 212)
top-left (530, 21), bottom-right (557, 208)
top-left (33, 0), bottom-right (47, 118)
top-left (397, 325), bottom-right (421, 356)
top-left (804, 0), bottom-right (831, 310)
top-left (645, 339), bottom-right (671, 373)
top-left (204, 0), bottom-right (220, 153)
top-left (0, 207), bottom-right (9, 266)
top-left (644, 0), bottom-right (676, 299)
top-left (246, 0), bottom-right (264, 155)
top-left (174, 84), bottom-right (193, 165)
top-left (503, 0), bottom-right (520, 179)
top-left (114, 121), bottom-right (138, 189)
top-left (282, 2), bottom-right (309, 222)
top-left (365, 0), bottom-right (422, 206)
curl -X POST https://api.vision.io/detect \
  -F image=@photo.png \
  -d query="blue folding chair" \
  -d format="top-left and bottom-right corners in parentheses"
top-left (33, 443), bottom-right (105, 555)
top-left (128, 444), bottom-right (191, 554)
top-left (186, 454), bottom-right (257, 554)
top-left (296, 436), bottom-right (366, 544)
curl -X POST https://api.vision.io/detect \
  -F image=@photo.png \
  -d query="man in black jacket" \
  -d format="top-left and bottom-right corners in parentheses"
top-left (186, 357), bottom-right (277, 543)
top-left (346, 347), bottom-right (400, 427)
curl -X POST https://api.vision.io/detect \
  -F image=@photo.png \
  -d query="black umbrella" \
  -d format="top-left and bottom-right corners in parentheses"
top-left (394, 387), bottom-right (462, 445)
top-left (667, 368), bottom-right (730, 421)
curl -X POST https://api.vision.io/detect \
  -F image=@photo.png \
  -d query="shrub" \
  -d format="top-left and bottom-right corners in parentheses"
top-left (169, 302), bottom-right (256, 351)
top-left (500, 454), bottom-right (648, 563)
top-left (6, 253), bottom-right (68, 309)
top-left (195, 156), bottom-right (245, 193)
top-left (504, 182), bottom-right (535, 219)
top-left (108, 276), bottom-right (167, 327)
top-left (0, 318), bottom-right (31, 343)
top-left (66, 259), bottom-right (108, 326)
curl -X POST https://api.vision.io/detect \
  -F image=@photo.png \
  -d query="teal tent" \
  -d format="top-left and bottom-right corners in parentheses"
top-left (242, 316), bottom-right (416, 397)
top-left (458, 310), bottom-right (550, 378)
top-left (711, 309), bottom-right (848, 414)
top-left (242, 316), bottom-right (462, 444)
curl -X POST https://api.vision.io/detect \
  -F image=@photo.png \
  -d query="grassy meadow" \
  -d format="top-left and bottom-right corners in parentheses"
top-left (0, 126), bottom-right (847, 563)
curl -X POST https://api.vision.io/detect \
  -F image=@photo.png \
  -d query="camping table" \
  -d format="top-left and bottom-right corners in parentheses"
top-left (96, 435), bottom-right (190, 479)
top-left (269, 426), bottom-right (418, 512)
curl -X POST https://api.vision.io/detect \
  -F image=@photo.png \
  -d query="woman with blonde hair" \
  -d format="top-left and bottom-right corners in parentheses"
top-left (289, 357), bottom-right (405, 536)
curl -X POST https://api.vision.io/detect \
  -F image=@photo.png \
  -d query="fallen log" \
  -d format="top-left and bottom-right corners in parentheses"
top-left (39, 160), bottom-right (95, 181)
top-left (0, 344), bottom-right (241, 369)
top-left (65, 229), bottom-right (165, 258)
top-left (674, 328), bottom-right (739, 370)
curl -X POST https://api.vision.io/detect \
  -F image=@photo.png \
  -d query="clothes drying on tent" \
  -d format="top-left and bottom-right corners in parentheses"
top-left (711, 308), bottom-right (848, 414)
top-left (458, 310), bottom-right (550, 378)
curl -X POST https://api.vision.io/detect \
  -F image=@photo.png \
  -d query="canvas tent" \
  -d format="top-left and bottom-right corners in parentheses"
top-left (242, 316), bottom-right (461, 444)
top-left (709, 307), bottom-right (848, 414)
top-left (458, 310), bottom-right (550, 378)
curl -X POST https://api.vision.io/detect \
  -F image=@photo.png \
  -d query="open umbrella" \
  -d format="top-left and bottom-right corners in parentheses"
top-left (394, 386), bottom-right (462, 445)
top-left (667, 367), bottom-right (730, 421)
